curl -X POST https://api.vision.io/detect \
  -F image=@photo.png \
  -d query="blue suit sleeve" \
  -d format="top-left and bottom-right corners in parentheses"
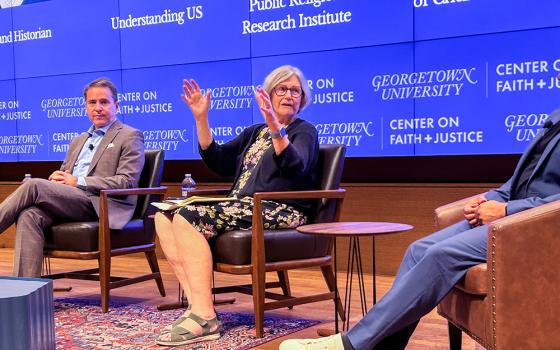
top-left (485, 178), bottom-right (513, 202)
top-left (505, 192), bottom-right (560, 215)
top-left (486, 177), bottom-right (560, 215)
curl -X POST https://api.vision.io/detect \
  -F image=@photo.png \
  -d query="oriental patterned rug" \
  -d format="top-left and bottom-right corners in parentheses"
top-left (54, 298), bottom-right (319, 349)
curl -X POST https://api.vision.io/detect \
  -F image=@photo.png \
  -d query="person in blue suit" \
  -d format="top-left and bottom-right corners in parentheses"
top-left (280, 109), bottom-right (560, 350)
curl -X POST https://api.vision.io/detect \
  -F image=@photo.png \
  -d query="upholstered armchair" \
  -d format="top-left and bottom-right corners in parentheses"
top-left (435, 194), bottom-right (560, 349)
top-left (42, 149), bottom-right (167, 312)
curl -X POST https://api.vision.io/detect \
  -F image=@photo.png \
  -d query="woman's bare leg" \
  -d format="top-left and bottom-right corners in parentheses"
top-left (157, 214), bottom-right (217, 340)
top-left (155, 212), bottom-right (192, 301)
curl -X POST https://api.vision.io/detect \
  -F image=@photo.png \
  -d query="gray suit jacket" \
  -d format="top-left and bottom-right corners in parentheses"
top-left (486, 108), bottom-right (560, 214)
top-left (60, 120), bottom-right (145, 229)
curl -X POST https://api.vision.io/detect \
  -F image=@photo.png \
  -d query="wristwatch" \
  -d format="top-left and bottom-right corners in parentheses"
top-left (270, 127), bottom-right (287, 139)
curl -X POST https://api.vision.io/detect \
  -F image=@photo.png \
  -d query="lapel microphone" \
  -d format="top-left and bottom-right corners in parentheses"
top-left (88, 144), bottom-right (94, 151)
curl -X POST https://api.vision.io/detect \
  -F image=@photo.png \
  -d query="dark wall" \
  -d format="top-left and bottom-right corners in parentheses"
top-left (0, 154), bottom-right (521, 183)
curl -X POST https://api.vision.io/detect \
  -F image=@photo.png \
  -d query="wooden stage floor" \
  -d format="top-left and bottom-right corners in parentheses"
top-left (0, 248), bottom-right (484, 350)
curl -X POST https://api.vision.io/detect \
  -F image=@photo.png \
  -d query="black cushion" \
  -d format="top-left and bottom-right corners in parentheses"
top-left (45, 219), bottom-right (152, 252)
top-left (211, 228), bottom-right (330, 265)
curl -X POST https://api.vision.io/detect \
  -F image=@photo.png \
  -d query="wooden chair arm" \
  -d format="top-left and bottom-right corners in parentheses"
top-left (487, 200), bottom-right (560, 340)
top-left (434, 192), bottom-right (487, 229)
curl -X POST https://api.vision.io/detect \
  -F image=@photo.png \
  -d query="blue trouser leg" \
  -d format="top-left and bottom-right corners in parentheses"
top-left (346, 221), bottom-right (488, 350)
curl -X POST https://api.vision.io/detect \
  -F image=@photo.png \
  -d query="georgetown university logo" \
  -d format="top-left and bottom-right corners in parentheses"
top-left (143, 129), bottom-right (189, 151)
top-left (201, 85), bottom-right (255, 110)
top-left (371, 68), bottom-right (478, 100)
top-left (0, 134), bottom-right (43, 154)
top-left (41, 97), bottom-right (86, 119)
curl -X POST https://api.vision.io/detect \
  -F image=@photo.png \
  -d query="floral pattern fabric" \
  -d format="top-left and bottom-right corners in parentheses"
top-left (177, 127), bottom-right (307, 238)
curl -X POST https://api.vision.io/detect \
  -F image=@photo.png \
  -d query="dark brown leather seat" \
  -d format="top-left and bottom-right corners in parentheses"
top-left (200, 144), bottom-right (346, 337)
top-left (212, 224), bottom-right (331, 266)
top-left (43, 149), bottom-right (168, 312)
top-left (435, 194), bottom-right (560, 349)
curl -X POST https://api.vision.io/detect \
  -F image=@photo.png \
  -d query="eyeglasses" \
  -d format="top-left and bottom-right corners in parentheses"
top-left (273, 85), bottom-right (303, 98)
top-left (87, 99), bottom-right (113, 108)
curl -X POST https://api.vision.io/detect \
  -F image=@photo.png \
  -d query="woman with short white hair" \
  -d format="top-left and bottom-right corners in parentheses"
top-left (155, 65), bottom-right (318, 347)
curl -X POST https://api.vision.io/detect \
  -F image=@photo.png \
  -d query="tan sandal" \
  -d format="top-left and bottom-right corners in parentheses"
top-left (161, 305), bottom-right (191, 334)
top-left (156, 312), bottom-right (220, 346)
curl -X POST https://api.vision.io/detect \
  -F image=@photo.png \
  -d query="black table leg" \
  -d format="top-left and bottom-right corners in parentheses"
top-left (356, 237), bottom-right (367, 316)
top-left (343, 236), bottom-right (369, 330)
top-left (343, 236), bottom-right (355, 331)
top-left (373, 236), bottom-right (376, 304)
top-left (334, 237), bottom-right (339, 334)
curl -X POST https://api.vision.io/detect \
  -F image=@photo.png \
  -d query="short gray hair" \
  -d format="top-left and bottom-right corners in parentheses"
top-left (262, 65), bottom-right (311, 113)
top-left (83, 77), bottom-right (118, 102)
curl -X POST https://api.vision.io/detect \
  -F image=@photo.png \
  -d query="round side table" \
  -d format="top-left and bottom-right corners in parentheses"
top-left (297, 221), bottom-right (413, 334)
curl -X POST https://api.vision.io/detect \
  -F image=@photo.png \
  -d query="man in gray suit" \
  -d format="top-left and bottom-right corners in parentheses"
top-left (0, 77), bottom-right (144, 277)
top-left (281, 108), bottom-right (560, 350)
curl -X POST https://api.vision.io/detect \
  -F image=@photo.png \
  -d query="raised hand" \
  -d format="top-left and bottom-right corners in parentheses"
top-left (181, 79), bottom-right (211, 122)
top-left (255, 87), bottom-right (282, 131)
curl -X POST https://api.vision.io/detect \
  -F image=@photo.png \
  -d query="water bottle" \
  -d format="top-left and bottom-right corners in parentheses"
top-left (181, 173), bottom-right (196, 197)
top-left (22, 173), bottom-right (32, 183)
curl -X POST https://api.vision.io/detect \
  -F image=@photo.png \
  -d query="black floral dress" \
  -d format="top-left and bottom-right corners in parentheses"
top-left (176, 127), bottom-right (307, 239)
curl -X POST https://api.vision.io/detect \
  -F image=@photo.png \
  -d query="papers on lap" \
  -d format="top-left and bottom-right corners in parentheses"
top-left (151, 196), bottom-right (236, 212)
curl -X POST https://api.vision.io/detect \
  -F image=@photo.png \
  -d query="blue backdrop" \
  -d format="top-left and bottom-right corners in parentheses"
top-left (1, 0), bottom-right (560, 161)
